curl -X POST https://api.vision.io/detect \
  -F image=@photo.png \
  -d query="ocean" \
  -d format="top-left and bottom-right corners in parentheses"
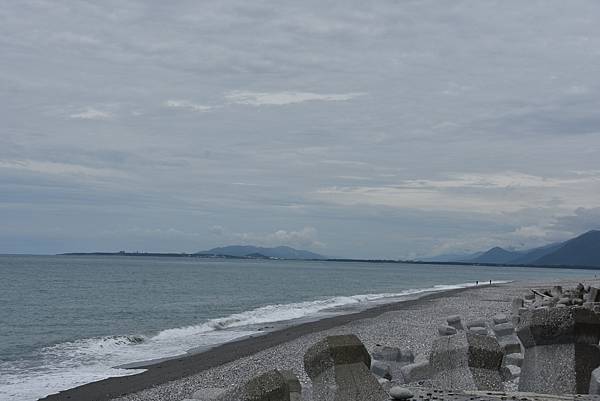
top-left (0, 255), bottom-right (597, 400)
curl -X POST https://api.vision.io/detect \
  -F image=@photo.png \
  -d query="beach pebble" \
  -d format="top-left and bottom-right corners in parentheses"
top-left (437, 325), bottom-right (457, 336)
top-left (389, 386), bottom-right (413, 400)
top-left (190, 387), bottom-right (226, 400)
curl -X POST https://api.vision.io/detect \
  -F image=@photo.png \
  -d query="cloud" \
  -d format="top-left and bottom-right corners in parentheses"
top-left (314, 171), bottom-right (600, 214)
top-left (212, 226), bottom-right (324, 249)
top-left (209, 225), bottom-right (225, 235)
top-left (3, 0), bottom-right (600, 257)
top-left (69, 108), bottom-right (112, 120)
top-left (225, 91), bottom-right (364, 106)
top-left (0, 159), bottom-right (124, 178)
top-left (164, 100), bottom-right (212, 112)
top-left (401, 172), bottom-right (585, 189)
top-left (550, 207), bottom-right (600, 234)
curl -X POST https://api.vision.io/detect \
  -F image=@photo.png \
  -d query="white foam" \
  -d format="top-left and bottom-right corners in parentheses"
top-left (0, 280), bottom-right (509, 401)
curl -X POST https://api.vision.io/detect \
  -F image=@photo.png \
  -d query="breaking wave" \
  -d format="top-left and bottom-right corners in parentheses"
top-left (0, 280), bottom-right (508, 401)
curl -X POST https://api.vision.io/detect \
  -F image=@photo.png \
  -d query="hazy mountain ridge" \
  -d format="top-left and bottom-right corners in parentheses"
top-left (430, 230), bottom-right (600, 267)
top-left (196, 245), bottom-right (325, 260)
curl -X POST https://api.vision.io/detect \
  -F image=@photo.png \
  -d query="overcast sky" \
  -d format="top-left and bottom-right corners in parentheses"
top-left (2, 0), bottom-right (600, 258)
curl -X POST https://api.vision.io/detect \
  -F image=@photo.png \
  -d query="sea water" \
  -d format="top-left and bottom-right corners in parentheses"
top-left (0, 255), bottom-right (597, 400)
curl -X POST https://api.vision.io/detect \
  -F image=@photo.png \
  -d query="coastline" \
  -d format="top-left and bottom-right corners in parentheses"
top-left (39, 284), bottom-right (481, 401)
top-left (39, 277), bottom-right (600, 401)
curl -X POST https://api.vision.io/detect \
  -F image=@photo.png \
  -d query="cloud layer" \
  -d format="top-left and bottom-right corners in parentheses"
top-left (1, 1), bottom-right (600, 257)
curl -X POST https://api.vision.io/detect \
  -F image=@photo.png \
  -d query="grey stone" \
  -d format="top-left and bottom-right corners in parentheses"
top-left (470, 327), bottom-right (488, 336)
top-left (304, 335), bottom-right (388, 401)
top-left (500, 366), bottom-right (511, 381)
top-left (589, 287), bottom-right (600, 303)
top-left (399, 360), bottom-right (431, 383)
top-left (541, 298), bottom-right (558, 307)
top-left (517, 306), bottom-right (600, 394)
top-left (429, 331), bottom-right (504, 391)
top-left (492, 322), bottom-right (514, 338)
top-left (585, 302), bottom-right (600, 313)
top-left (372, 345), bottom-right (400, 362)
top-left (389, 386), bottom-right (413, 400)
top-left (589, 366), bottom-right (600, 394)
top-left (447, 315), bottom-right (464, 331)
top-left (503, 353), bottom-right (523, 367)
top-left (438, 325), bottom-right (458, 336)
top-left (397, 348), bottom-right (415, 364)
top-left (280, 370), bottom-right (301, 400)
top-left (466, 320), bottom-right (486, 329)
top-left (191, 388), bottom-right (227, 400)
top-left (512, 298), bottom-right (524, 325)
top-left (371, 345), bottom-right (414, 380)
top-left (498, 336), bottom-right (521, 354)
top-left (558, 297), bottom-right (571, 305)
top-left (492, 313), bottom-right (508, 325)
top-left (500, 365), bottom-right (521, 381)
top-left (551, 286), bottom-right (563, 298)
top-left (371, 360), bottom-right (392, 380)
top-left (372, 345), bottom-right (413, 365)
top-left (217, 370), bottom-right (292, 401)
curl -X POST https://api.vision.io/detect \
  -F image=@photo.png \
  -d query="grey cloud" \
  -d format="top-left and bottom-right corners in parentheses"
top-left (2, 0), bottom-right (600, 256)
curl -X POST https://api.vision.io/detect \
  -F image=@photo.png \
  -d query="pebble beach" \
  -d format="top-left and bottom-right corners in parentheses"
top-left (102, 278), bottom-right (600, 401)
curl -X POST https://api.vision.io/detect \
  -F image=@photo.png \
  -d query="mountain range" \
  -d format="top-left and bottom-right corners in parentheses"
top-left (429, 230), bottom-right (600, 267)
top-left (196, 245), bottom-right (325, 260)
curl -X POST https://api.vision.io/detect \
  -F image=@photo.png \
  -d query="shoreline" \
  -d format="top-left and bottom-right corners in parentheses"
top-left (38, 284), bottom-right (483, 401)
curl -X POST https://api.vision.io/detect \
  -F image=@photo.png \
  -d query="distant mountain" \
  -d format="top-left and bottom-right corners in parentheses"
top-left (509, 242), bottom-right (564, 265)
top-left (419, 251), bottom-right (484, 263)
top-left (424, 230), bottom-right (600, 267)
top-left (196, 245), bottom-right (325, 260)
top-left (534, 230), bottom-right (600, 267)
top-left (469, 247), bottom-right (523, 264)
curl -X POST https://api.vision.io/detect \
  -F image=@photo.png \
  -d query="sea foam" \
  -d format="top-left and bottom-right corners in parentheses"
top-left (0, 281), bottom-right (508, 401)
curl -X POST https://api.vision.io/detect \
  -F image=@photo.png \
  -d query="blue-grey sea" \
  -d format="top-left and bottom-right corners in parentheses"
top-left (1, 255), bottom-right (598, 400)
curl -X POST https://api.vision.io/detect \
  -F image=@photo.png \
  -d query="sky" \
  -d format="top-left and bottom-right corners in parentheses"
top-left (1, 0), bottom-right (600, 258)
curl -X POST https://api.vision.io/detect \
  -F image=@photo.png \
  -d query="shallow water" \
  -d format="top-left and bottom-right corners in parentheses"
top-left (0, 255), bottom-right (597, 400)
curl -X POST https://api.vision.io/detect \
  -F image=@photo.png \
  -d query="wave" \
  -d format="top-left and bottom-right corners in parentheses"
top-left (0, 280), bottom-right (509, 401)
top-left (153, 280), bottom-right (509, 341)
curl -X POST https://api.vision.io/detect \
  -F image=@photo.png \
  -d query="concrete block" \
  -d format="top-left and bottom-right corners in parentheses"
top-left (216, 370), bottom-right (292, 401)
top-left (372, 345), bottom-right (399, 362)
top-left (589, 366), bottom-right (600, 394)
top-left (371, 360), bottom-right (392, 380)
top-left (492, 322), bottom-right (514, 338)
top-left (503, 353), bottom-right (523, 367)
top-left (429, 331), bottom-right (503, 391)
top-left (399, 360), bottom-right (431, 383)
top-left (447, 315), bottom-right (464, 331)
top-left (304, 335), bottom-right (388, 401)
top-left (517, 306), bottom-right (600, 394)
top-left (492, 313), bottom-right (508, 325)
top-left (438, 325), bottom-right (458, 336)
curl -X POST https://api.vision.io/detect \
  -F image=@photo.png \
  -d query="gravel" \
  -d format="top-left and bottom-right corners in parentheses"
top-left (112, 278), bottom-right (600, 401)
